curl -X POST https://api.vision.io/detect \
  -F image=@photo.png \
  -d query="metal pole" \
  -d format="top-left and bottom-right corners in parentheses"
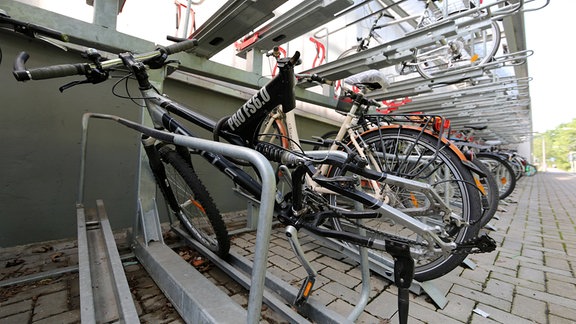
top-left (542, 136), bottom-right (547, 171)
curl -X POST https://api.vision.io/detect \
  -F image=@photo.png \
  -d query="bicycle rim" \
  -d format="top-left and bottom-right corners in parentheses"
top-left (476, 152), bottom-right (517, 200)
top-left (329, 127), bottom-right (482, 281)
top-left (160, 147), bottom-right (230, 257)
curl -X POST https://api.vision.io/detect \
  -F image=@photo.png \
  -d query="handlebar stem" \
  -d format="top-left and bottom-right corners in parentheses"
top-left (119, 52), bottom-right (152, 90)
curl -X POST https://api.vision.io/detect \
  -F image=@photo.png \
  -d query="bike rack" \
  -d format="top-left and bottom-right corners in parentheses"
top-left (236, 0), bottom-right (353, 59)
top-left (76, 200), bottom-right (140, 323)
top-left (188, 0), bottom-right (287, 58)
top-left (78, 113), bottom-right (278, 324)
top-left (299, 0), bottom-right (522, 87)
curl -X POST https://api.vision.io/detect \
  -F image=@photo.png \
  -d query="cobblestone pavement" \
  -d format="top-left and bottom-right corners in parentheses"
top-left (1, 171), bottom-right (575, 323)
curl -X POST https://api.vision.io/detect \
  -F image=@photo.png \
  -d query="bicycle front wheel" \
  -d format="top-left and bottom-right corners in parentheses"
top-left (158, 146), bottom-right (230, 257)
top-left (329, 127), bottom-right (482, 281)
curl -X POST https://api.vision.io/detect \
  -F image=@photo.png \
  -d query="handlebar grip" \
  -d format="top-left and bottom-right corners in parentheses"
top-left (161, 38), bottom-right (199, 55)
top-left (13, 51), bottom-right (88, 81)
top-left (310, 74), bottom-right (334, 86)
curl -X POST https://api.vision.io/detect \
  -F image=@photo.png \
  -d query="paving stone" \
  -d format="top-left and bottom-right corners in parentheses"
top-left (548, 314), bottom-right (576, 324)
top-left (0, 310), bottom-right (31, 324)
top-left (548, 303), bottom-right (576, 323)
top-left (320, 281), bottom-right (361, 303)
top-left (516, 285), bottom-right (576, 310)
top-left (308, 288), bottom-right (337, 307)
top-left (450, 284), bottom-right (511, 312)
top-left (546, 271), bottom-right (576, 285)
top-left (315, 255), bottom-right (354, 272)
top-left (459, 265), bottom-right (491, 285)
top-left (32, 309), bottom-right (80, 324)
top-left (268, 266), bottom-right (299, 285)
top-left (32, 289), bottom-right (68, 321)
top-left (0, 280), bottom-right (67, 305)
top-left (546, 278), bottom-right (576, 299)
top-left (403, 300), bottom-right (462, 324)
top-left (325, 299), bottom-right (382, 323)
top-left (267, 255), bottom-right (300, 272)
top-left (364, 290), bottom-right (401, 320)
top-left (472, 303), bottom-right (530, 323)
top-left (319, 267), bottom-right (360, 289)
top-left (0, 298), bottom-right (33, 318)
top-left (517, 264), bottom-right (545, 284)
top-left (438, 292), bottom-right (477, 323)
top-left (511, 294), bottom-right (547, 323)
top-left (482, 278), bottom-right (515, 301)
top-left (489, 270), bottom-right (545, 292)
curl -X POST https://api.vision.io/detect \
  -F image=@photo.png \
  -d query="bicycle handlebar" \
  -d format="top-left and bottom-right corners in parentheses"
top-left (12, 38), bottom-right (200, 82)
top-left (13, 52), bottom-right (90, 81)
top-left (296, 73), bottom-right (334, 86)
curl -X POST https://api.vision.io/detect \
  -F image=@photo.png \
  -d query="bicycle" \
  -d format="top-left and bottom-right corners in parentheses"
top-left (331, 0), bottom-right (502, 79)
top-left (257, 69), bottom-right (493, 281)
top-left (12, 39), bottom-right (496, 297)
top-left (448, 125), bottom-right (501, 228)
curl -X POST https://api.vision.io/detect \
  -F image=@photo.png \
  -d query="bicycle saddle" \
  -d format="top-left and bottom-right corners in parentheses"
top-left (463, 125), bottom-right (488, 131)
top-left (344, 70), bottom-right (390, 91)
top-left (484, 140), bottom-right (502, 146)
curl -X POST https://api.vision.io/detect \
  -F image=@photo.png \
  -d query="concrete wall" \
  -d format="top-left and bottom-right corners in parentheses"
top-left (0, 30), bottom-right (336, 247)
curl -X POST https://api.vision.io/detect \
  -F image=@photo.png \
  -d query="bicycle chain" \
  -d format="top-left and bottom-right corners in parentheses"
top-left (334, 208), bottom-right (496, 255)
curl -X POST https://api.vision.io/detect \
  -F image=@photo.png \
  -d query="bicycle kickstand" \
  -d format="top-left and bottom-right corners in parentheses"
top-left (285, 225), bottom-right (317, 307)
top-left (386, 241), bottom-right (415, 324)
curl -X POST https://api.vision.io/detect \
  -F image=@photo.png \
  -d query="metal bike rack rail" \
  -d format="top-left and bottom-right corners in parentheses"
top-left (76, 200), bottom-right (140, 323)
top-left (78, 113), bottom-right (277, 324)
top-left (236, 0), bottom-right (353, 59)
top-left (304, 150), bottom-right (450, 309)
top-left (189, 0), bottom-right (287, 58)
top-left (299, 0), bottom-right (521, 86)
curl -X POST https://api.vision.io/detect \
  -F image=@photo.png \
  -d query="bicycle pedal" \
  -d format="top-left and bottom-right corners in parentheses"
top-left (294, 276), bottom-right (316, 307)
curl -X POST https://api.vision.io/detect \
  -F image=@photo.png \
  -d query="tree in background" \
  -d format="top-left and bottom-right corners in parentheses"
top-left (533, 118), bottom-right (576, 171)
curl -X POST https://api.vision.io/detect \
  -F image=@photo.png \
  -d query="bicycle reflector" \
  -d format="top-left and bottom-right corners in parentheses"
top-left (433, 117), bottom-right (450, 133)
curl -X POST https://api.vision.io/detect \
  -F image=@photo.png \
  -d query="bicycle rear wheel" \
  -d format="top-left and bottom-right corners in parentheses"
top-left (471, 158), bottom-right (499, 228)
top-left (158, 146), bottom-right (230, 257)
top-left (329, 127), bottom-right (482, 281)
top-left (476, 152), bottom-right (516, 200)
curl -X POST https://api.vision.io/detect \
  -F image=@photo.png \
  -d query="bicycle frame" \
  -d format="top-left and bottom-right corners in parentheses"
top-left (257, 82), bottom-right (484, 252)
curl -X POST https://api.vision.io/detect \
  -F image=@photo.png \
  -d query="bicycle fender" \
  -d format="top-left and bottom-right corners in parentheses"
top-left (358, 125), bottom-right (469, 161)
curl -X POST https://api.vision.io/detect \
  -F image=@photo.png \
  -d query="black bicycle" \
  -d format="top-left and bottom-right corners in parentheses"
top-left (13, 39), bottom-right (495, 288)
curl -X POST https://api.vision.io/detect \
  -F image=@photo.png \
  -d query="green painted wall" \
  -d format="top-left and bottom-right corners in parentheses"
top-left (0, 30), bottom-right (336, 247)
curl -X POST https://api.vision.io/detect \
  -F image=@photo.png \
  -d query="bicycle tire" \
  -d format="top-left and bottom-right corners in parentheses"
top-left (415, 17), bottom-right (500, 79)
top-left (476, 152), bottom-right (516, 200)
top-left (510, 158), bottom-right (525, 181)
top-left (158, 146), bottom-right (230, 257)
top-left (329, 127), bottom-right (482, 281)
top-left (471, 158), bottom-right (499, 228)
top-left (525, 163), bottom-right (537, 176)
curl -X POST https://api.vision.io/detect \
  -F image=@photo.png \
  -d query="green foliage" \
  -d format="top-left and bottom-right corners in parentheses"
top-left (532, 118), bottom-right (576, 171)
